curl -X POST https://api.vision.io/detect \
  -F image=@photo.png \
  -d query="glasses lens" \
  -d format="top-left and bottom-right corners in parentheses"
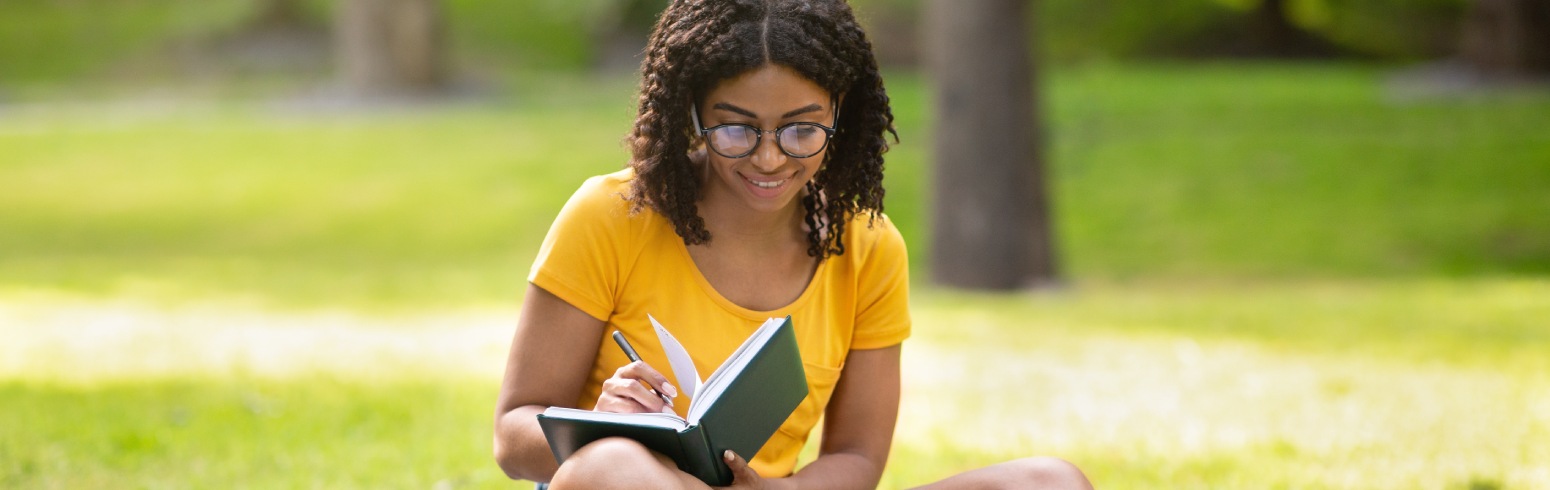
top-left (778, 123), bottom-right (829, 158)
top-left (708, 125), bottom-right (757, 157)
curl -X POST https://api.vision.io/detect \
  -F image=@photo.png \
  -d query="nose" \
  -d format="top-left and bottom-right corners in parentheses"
top-left (749, 130), bottom-right (785, 173)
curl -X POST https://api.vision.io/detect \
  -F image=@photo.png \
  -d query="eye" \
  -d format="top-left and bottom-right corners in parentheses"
top-left (788, 125), bottom-right (820, 139)
top-left (717, 125), bottom-right (755, 140)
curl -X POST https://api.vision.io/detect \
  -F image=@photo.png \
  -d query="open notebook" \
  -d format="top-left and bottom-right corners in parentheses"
top-left (537, 315), bottom-right (808, 486)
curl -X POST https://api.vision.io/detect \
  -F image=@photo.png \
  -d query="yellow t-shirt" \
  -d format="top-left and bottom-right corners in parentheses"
top-left (528, 169), bottom-right (911, 478)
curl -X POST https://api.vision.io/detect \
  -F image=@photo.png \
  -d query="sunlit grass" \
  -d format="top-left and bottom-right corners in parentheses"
top-left (3, 53), bottom-right (1549, 488)
top-left (4, 279), bottom-right (1546, 488)
top-left (6, 1), bottom-right (1550, 488)
top-left (892, 280), bottom-right (1550, 488)
top-left (0, 376), bottom-right (507, 489)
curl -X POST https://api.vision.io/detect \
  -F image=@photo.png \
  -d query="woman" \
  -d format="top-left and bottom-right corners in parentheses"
top-left (493, 1), bottom-right (1092, 488)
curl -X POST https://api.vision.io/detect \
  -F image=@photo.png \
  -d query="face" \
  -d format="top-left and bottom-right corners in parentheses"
top-left (696, 63), bottom-right (836, 216)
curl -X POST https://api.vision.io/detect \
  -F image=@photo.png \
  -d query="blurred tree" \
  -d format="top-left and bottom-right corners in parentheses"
top-left (925, 0), bottom-right (1059, 290)
top-left (252, 0), bottom-right (310, 29)
top-left (337, 0), bottom-right (446, 96)
top-left (1459, 0), bottom-right (1550, 78)
top-left (1134, 0), bottom-right (1347, 58)
top-left (849, 0), bottom-right (923, 67)
top-left (171, 0), bottom-right (329, 80)
top-left (1231, 0), bottom-right (1344, 57)
top-left (1034, 0), bottom-right (1464, 61)
top-left (592, 0), bottom-right (668, 72)
top-left (1303, 0), bottom-right (1466, 60)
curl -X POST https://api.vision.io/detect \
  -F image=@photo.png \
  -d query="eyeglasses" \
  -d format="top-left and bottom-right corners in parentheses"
top-left (692, 103), bottom-right (838, 159)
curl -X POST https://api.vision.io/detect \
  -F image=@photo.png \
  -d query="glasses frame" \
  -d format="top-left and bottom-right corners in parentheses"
top-left (691, 102), bottom-right (839, 159)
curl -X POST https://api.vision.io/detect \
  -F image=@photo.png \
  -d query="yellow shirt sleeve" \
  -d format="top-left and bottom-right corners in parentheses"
top-left (527, 174), bottom-right (637, 322)
top-left (851, 215), bottom-right (912, 349)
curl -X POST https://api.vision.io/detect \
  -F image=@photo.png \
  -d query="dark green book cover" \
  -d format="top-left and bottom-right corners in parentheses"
top-left (537, 316), bottom-right (808, 486)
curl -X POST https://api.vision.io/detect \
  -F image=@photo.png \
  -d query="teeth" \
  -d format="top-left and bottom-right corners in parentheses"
top-left (751, 178), bottom-right (786, 189)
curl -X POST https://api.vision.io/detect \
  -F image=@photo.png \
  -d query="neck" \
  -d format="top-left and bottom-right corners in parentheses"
top-left (701, 194), bottom-right (807, 245)
top-left (697, 187), bottom-right (808, 249)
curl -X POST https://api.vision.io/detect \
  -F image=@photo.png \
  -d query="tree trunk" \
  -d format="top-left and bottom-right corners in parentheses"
top-left (1249, 0), bottom-right (1296, 52)
top-left (336, 0), bottom-right (446, 96)
top-left (252, 0), bottom-right (309, 29)
top-left (1216, 0), bottom-right (1344, 58)
top-left (1460, 0), bottom-right (1550, 79)
top-left (924, 0), bottom-right (1059, 290)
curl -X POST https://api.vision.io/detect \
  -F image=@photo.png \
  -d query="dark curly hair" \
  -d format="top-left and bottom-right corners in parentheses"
top-left (625, 0), bottom-right (897, 259)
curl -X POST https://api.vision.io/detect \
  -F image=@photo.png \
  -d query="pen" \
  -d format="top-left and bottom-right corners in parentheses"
top-left (612, 330), bottom-right (675, 408)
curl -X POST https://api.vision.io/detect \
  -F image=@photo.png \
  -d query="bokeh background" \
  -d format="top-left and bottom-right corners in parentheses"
top-left (1, 0), bottom-right (1547, 488)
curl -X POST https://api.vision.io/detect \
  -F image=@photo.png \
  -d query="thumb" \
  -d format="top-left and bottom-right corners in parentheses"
top-left (724, 449), bottom-right (759, 484)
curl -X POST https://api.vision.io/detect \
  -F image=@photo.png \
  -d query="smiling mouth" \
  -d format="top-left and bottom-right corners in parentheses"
top-left (742, 173), bottom-right (792, 189)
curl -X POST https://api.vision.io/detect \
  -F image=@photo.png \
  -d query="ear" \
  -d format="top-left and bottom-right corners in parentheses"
top-left (689, 147), bottom-right (708, 171)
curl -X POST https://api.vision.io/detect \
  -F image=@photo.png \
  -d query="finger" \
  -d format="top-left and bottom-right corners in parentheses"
top-left (595, 380), bottom-right (651, 413)
top-left (616, 361), bottom-right (677, 398)
top-left (601, 378), bottom-right (659, 411)
top-left (616, 361), bottom-right (679, 398)
top-left (594, 393), bottom-right (651, 414)
top-left (723, 449), bottom-right (760, 485)
top-left (601, 377), bottom-right (667, 413)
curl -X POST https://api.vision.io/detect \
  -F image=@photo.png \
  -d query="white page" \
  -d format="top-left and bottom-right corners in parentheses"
top-left (687, 317), bottom-right (786, 422)
top-left (542, 406), bottom-right (688, 431)
top-left (650, 314), bottom-right (702, 402)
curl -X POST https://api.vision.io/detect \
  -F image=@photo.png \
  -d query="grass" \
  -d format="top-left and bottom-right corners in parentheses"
top-left (0, 74), bottom-right (640, 309)
top-left (2, 279), bottom-right (1546, 489)
top-left (3, 58), bottom-right (1549, 487)
top-left (0, 0), bottom-right (617, 96)
top-left (0, 0), bottom-right (250, 87)
top-left (4, 65), bottom-right (1549, 308)
top-left (0, 376), bottom-right (507, 489)
top-left (1043, 62), bottom-right (1550, 278)
top-left (886, 279), bottom-right (1550, 488)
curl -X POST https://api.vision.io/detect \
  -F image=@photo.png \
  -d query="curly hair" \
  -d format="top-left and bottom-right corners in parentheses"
top-left (624, 0), bottom-right (897, 259)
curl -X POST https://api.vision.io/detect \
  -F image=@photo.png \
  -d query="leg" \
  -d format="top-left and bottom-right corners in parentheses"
top-left (912, 456), bottom-right (1094, 490)
top-left (548, 437), bottom-right (706, 490)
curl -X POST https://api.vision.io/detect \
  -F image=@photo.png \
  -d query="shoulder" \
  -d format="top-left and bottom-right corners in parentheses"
top-left (529, 169), bottom-right (650, 321)
top-left (560, 169), bottom-right (636, 217)
top-left (549, 168), bottom-right (660, 233)
top-left (837, 211), bottom-right (907, 266)
top-left (541, 168), bottom-right (667, 260)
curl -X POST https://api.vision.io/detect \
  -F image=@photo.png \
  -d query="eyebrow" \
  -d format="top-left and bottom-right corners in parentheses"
top-left (712, 102), bottom-right (825, 120)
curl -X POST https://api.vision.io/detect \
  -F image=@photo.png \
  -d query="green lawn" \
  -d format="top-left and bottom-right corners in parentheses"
top-left (4, 65), bottom-right (1548, 307)
top-left (3, 279), bottom-right (1546, 489)
top-left (2, 63), bottom-right (1548, 488)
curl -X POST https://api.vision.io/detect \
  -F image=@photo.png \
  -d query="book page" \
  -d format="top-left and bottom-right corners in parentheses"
top-left (688, 316), bottom-right (787, 422)
top-left (650, 314), bottom-right (702, 402)
top-left (541, 406), bottom-right (689, 431)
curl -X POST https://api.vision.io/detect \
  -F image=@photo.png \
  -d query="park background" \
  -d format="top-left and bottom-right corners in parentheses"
top-left (1, 0), bottom-right (1547, 488)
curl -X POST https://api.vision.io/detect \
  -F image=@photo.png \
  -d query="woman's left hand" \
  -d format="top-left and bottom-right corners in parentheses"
top-left (719, 450), bottom-right (771, 490)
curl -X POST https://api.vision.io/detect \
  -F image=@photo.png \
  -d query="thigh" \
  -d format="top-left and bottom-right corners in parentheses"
top-left (549, 437), bottom-right (708, 490)
top-left (910, 457), bottom-right (1093, 490)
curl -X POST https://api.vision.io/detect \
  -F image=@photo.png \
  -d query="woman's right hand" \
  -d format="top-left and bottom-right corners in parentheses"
top-left (595, 361), bottom-right (679, 414)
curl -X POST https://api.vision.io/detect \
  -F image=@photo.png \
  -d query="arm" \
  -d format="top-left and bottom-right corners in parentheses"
top-left (772, 344), bottom-right (902, 490)
top-left (743, 222), bottom-right (907, 489)
top-left (492, 283), bottom-right (607, 482)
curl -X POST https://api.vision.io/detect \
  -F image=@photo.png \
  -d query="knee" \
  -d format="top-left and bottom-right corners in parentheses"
top-left (1007, 457), bottom-right (1093, 490)
top-left (549, 437), bottom-right (660, 489)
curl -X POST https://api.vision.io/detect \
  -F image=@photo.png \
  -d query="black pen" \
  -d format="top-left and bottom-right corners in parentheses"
top-left (612, 330), bottom-right (675, 408)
